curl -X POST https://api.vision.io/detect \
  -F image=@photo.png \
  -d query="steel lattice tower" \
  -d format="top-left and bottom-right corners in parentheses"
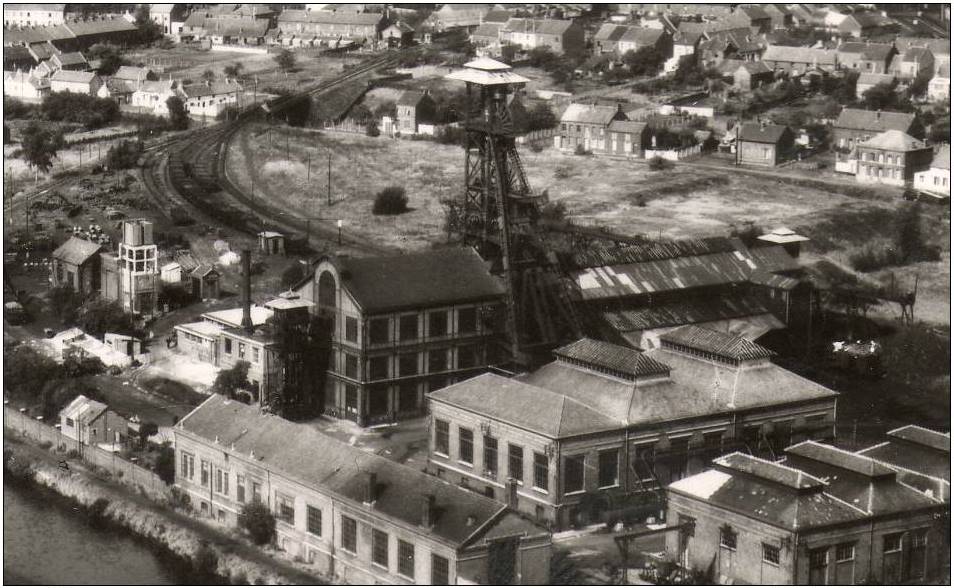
top-left (447, 58), bottom-right (581, 366)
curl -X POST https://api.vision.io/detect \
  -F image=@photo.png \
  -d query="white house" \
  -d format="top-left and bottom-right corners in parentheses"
top-left (3, 70), bottom-right (50, 100)
top-left (913, 145), bottom-right (951, 197)
top-left (3, 3), bottom-right (66, 27)
top-left (928, 63), bottom-right (950, 102)
top-left (179, 80), bottom-right (242, 118)
top-left (131, 80), bottom-right (178, 116)
top-left (50, 70), bottom-right (101, 95)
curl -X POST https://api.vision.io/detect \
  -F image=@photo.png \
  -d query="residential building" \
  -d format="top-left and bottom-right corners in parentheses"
top-left (50, 50), bottom-right (87, 71)
top-left (174, 394), bottom-right (552, 584)
top-left (666, 448), bottom-right (947, 584)
top-left (857, 424), bottom-right (951, 503)
top-left (427, 334), bottom-right (838, 529)
top-left (737, 122), bottom-right (795, 167)
top-left (274, 10), bottom-right (384, 45)
top-left (837, 41), bottom-right (896, 73)
top-left (112, 65), bottom-right (155, 84)
top-left (424, 4), bottom-right (492, 32)
top-left (396, 90), bottom-right (437, 135)
top-left (659, 93), bottom-right (719, 119)
top-left (733, 61), bottom-right (773, 91)
top-left (381, 21), bottom-right (413, 48)
top-left (698, 27), bottom-right (764, 67)
top-left (605, 119), bottom-right (651, 157)
top-left (499, 18), bottom-right (585, 57)
top-left (928, 62), bottom-right (951, 102)
top-left (4, 3), bottom-right (66, 28)
top-left (664, 29), bottom-right (701, 72)
top-left (3, 69), bottom-right (50, 100)
top-left (838, 11), bottom-right (889, 38)
top-left (180, 80), bottom-right (242, 118)
top-left (59, 394), bottom-right (129, 448)
top-left (101, 219), bottom-right (160, 317)
top-left (149, 4), bottom-right (187, 36)
top-left (761, 4), bottom-right (792, 30)
top-left (555, 102), bottom-right (627, 152)
top-left (913, 145), bottom-right (951, 197)
top-left (888, 47), bottom-right (934, 81)
top-left (855, 72), bottom-right (897, 101)
top-left (855, 130), bottom-right (933, 188)
top-left (832, 107), bottom-right (924, 149)
top-left (51, 236), bottom-right (103, 294)
top-left (593, 24), bottom-right (670, 56)
top-left (131, 80), bottom-right (178, 116)
top-left (760, 45), bottom-right (839, 74)
top-left (470, 21), bottom-right (505, 47)
top-left (724, 5), bottom-right (772, 34)
top-left (291, 248), bottom-right (507, 426)
top-left (49, 69), bottom-right (100, 95)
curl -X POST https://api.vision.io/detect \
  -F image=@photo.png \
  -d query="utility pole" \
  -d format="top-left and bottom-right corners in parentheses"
top-left (327, 152), bottom-right (332, 206)
top-left (306, 156), bottom-right (311, 180)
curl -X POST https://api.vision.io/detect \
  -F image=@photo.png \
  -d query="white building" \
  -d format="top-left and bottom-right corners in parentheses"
top-left (180, 80), bottom-right (242, 118)
top-left (3, 3), bottom-right (66, 27)
top-left (928, 63), bottom-right (950, 102)
top-left (131, 80), bottom-right (179, 116)
top-left (914, 145), bottom-right (951, 197)
top-left (50, 70), bottom-right (101, 95)
top-left (3, 70), bottom-right (50, 100)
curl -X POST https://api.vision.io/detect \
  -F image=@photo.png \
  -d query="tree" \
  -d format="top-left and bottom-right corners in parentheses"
top-left (372, 186), bottom-right (409, 215)
top-left (212, 360), bottom-right (251, 400)
top-left (223, 63), bottom-right (243, 79)
top-left (896, 201), bottom-right (925, 263)
top-left (86, 43), bottom-right (125, 76)
top-left (240, 501), bottom-right (276, 545)
top-left (134, 5), bottom-right (164, 44)
top-left (366, 118), bottom-right (380, 137)
top-left (47, 284), bottom-right (84, 324)
top-left (373, 100), bottom-right (397, 120)
top-left (76, 298), bottom-right (139, 339)
top-left (154, 445), bottom-right (176, 485)
top-left (106, 140), bottom-right (143, 170)
top-left (192, 541), bottom-right (220, 585)
top-left (201, 69), bottom-right (216, 82)
top-left (3, 343), bottom-right (63, 406)
top-left (20, 122), bottom-right (64, 175)
top-left (274, 49), bottom-right (296, 73)
top-left (527, 102), bottom-right (558, 131)
top-left (40, 93), bottom-right (120, 128)
top-left (623, 46), bottom-right (665, 77)
top-left (907, 69), bottom-right (933, 99)
top-left (929, 113), bottom-right (950, 143)
top-left (673, 54), bottom-right (704, 87)
top-left (166, 95), bottom-right (189, 130)
top-left (280, 262), bottom-right (305, 289)
top-left (862, 80), bottom-right (902, 111)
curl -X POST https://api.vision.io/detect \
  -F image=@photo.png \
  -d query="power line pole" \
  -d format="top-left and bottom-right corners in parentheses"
top-left (327, 151), bottom-right (332, 206)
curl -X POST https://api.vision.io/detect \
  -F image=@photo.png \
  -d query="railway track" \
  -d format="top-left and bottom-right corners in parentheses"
top-left (142, 50), bottom-right (407, 255)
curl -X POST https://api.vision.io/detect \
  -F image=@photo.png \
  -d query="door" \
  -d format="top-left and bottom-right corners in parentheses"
top-left (488, 537), bottom-right (518, 585)
top-left (809, 547), bottom-right (829, 585)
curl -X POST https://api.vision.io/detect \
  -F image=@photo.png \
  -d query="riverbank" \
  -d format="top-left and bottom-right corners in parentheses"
top-left (3, 432), bottom-right (328, 585)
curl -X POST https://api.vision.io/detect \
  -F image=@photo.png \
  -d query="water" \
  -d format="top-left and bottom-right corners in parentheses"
top-left (3, 483), bottom-right (184, 585)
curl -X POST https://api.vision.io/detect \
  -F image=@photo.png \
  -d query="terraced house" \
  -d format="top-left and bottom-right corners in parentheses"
top-left (175, 395), bottom-right (552, 585)
top-left (293, 248), bottom-right (506, 426)
top-left (499, 18), bottom-right (584, 56)
top-left (427, 334), bottom-right (838, 530)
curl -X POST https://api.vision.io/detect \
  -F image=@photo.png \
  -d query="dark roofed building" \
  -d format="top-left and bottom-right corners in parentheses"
top-left (175, 395), bottom-right (552, 585)
top-left (834, 107), bottom-right (924, 148)
top-left (837, 41), bottom-right (897, 73)
top-left (499, 17), bottom-right (585, 56)
top-left (51, 236), bottom-right (103, 294)
top-left (396, 89), bottom-right (437, 134)
top-left (737, 121), bottom-right (795, 166)
top-left (3, 45), bottom-right (34, 70)
top-left (858, 425), bottom-right (951, 497)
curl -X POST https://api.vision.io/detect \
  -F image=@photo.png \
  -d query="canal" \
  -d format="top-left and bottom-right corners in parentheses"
top-left (3, 482), bottom-right (185, 585)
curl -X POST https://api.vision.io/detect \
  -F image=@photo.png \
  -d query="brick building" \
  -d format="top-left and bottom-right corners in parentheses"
top-left (737, 122), bottom-right (795, 167)
top-left (499, 18), bottom-right (585, 57)
top-left (427, 334), bottom-right (838, 530)
top-left (396, 90), bottom-right (437, 135)
top-left (833, 107), bottom-right (924, 150)
top-left (175, 395), bottom-right (552, 585)
top-left (51, 236), bottom-right (103, 294)
top-left (292, 248), bottom-right (506, 426)
top-left (855, 130), bottom-right (934, 188)
top-left (555, 102), bottom-right (628, 153)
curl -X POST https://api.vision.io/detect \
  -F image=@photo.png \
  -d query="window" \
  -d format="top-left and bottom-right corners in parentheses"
top-left (344, 353), bottom-right (358, 379)
top-left (835, 543), bottom-right (855, 562)
top-left (564, 454), bottom-right (585, 494)
top-left (632, 442), bottom-right (655, 483)
top-left (458, 307), bottom-right (477, 333)
top-left (252, 347), bottom-right (259, 363)
top-left (369, 356), bottom-right (388, 380)
top-left (762, 543), bottom-right (780, 565)
top-left (533, 452), bottom-right (549, 491)
top-left (214, 468), bottom-right (229, 496)
top-left (509, 444), bottom-right (524, 482)
top-left (459, 427), bottom-right (474, 464)
top-left (306, 505), bottom-right (322, 536)
top-left (200, 460), bottom-right (209, 487)
top-left (399, 352), bottom-right (418, 376)
top-left (912, 529), bottom-right (928, 548)
top-left (720, 526), bottom-right (737, 550)
top-left (224, 338), bottom-right (232, 354)
top-left (398, 539), bottom-right (415, 579)
top-left (251, 480), bottom-right (262, 503)
top-left (457, 344), bottom-right (479, 369)
top-left (883, 533), bottom-right (902, 552)
top-left (345, 385), bottom-right (358, 413)
top-left (431, 554), bottom-right (449, 585)
top-left (180, 452), bottom-right (194, 480)
top-left (599, 449), bottom-right (619, 488)
top-left (341, 516), bottom-right (357, 553)
top-left (483, 435), bottom-right (498, 476)
top-left (428, 310), bottom-right (448, 338)
top-left (435, 419), bottom-right (449, 455)
top-left (236, 475), bottom-right (246, 503)
top-left (428, 348), bottom-right (448, 373)
top-left (345, 316), bottom-right (358, 342)
top-left (276, 492), bottom-right (295, 524)
top-left (66, 417), bottom-right (75, 428)
top-left (399, 314), bottom-right (418, 341)
top-left (371, 528), bottom-right (389, 568)
top-left (809, 548), bottom-right (829, 568)
top-left (369, 318), bottom-right (389, 344)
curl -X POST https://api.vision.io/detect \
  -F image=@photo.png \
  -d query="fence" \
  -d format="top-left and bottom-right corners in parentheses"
top-left (320, 118), bottom-right (369, 135)
top-left (4, 405), bottom-right (170, 500)
top-left (644, 144), bottom-right (702, 161)
top-left (516, 128), bottom-right (558, 145)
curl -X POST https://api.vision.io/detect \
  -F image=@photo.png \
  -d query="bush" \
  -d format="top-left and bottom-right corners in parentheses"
top-left (86, 497), bottom-right (111, 528)
top-left (574, 144), bottom-right (591, 156)
top-left (240, 501), bottom-right (276, 545)
top-left (648, 156), bottom-right (673, 171)
top-left (529, 142), bottom-right (544, 153)
top-left (849, 244), bottom-right (901, 272)
top-left (192, 541), bottom-right (220, 584)
top-left (40, 93), bottom-right (120, 129)
top-left (105, 140), bottom-right (142, 171)
top-left (372, 186), bottom-right (409, 215)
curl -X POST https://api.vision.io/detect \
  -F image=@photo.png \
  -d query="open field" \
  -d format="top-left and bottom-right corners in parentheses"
top-left (225, 125), bottom-right (951, 325)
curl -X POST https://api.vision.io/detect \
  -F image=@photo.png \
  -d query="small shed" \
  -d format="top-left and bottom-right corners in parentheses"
top-left (258, 231), bottom-right (286, 256)
top-left (160, 261), bottom-right (182, 284)
top-left (104, 332), bottom-right (145, 357)
top-left (757, 227), bottom-right (810, 258)
top-left (191, 265), bottom-right (220, 300)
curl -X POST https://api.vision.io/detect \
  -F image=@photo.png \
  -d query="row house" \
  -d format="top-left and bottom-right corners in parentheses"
top-left (555, 102), bottom-right (626, 153)
top-left (760, 45), bottom-right (839, 75)
top-left (913, 145), bottom-right (951, 198)
top-left (427, 334), bottom-right (838, 530)
top-left (292, 248), bottom-right (507, 427)
top-left (49, 68), bottom-right (100, 94)
top-left (499, 18), bottom-right (584, 57)
top-left (175, 395), bottom-right (552, 585)
top-left (5, 17), bottom-right (139, 53)
top-left (131, 80), bottom-right (178, 116)
top-left (667, 437), bottom-right (948, 584)
top-left (275, 10), bottom-right (384, 45)
top-left (888, 46), bottom-right (934, 81)
top-left (4, 3), bottom-right (66, 28)
top-left (837, 41), bottom-right (897, 73)
top-left (424, 4), bottom-right (492, 32)
top-left (854, 130), bottom-right (934, 188)
top-left (592, 24), bottom-right (670, 56)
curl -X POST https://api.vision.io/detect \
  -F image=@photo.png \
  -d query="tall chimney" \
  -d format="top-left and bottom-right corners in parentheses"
top-left (241, 249), bottom-right (253, 334)
top-left (365, 472), bottom-right (377, 504)
top-left (421, 494), bottom-right (436, 527)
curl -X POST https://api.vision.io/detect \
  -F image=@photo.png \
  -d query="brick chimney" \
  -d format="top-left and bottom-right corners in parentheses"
top-left (421, 494), bottom-right (436, 527)
top-left (364, 472), bottom-right (377, 504)
top-left (240, 249), bottom-right (253, 334)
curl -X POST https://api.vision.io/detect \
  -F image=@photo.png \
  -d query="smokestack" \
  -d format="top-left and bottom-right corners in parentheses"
top-left (241, 249), bottom-right (253, 334)
top-left (365, 472), bottom-right (378, 504)
top-left (421, 494), bottom-right (436, 527)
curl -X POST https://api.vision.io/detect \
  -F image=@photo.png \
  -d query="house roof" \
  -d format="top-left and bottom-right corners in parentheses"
top-left (60, 394), bottom-right (107, 424)
top-left (857, 72), bottom-right (895, 86)
top-left (190, 264), bottom-right (218, 278)
top-left (28, 41), bottom-right (58, 61)
top-left (136, 80), bottom-right (175, 95)
top-left (835, 107), bottom-right (917, 133)
top-left (858, 429), bottom-right (951, 483)
top-left (837, 41), bottom-right (894, 62)
top-left (788, 441), bottom-right (895, 478)
top-left (619, 26), bottom-right (665, 46)
top-left (483, 9), bottom-right (513, 24)
top-left (761, 45), bottom-right (838, 66)
top-left (113, 65), bottom-right (152, 81)
top-left (903, 46), bottom-right (933, 62)
top-left (330, 248), bottom-right (505, 313)
top-left (3, 45), bottom-right (33, 63)
top-left (738, 122), bottom-right (790, 143)
top-left (607, 119), bottom-right (647, 134)
top-left (53, 51), bottom-right (86, 66)
top-left (659, 324), bottom-right (775, 361)
top-left (396, 89), bottom-right (430, 106)
top-left (178, 394), bottom-right (547, 547)
top-left (502, 17), bottom-right (574, 36)
top-left (736, 60), bottom-right (772, 75)
top-left (602, 293), bottom-right (775, 333)
top-left (560, 102), bottom-right (622, 125)
top-left (594, 23), bottom-right (627, 43)
top-left (180, 80), bottom-right (242, 98)
top-left (278, 9), bottom-right (384, 26)
top-left (889, 424), bottom-right (951, 453)
top-left (63, 17), bottom-right (138, 37)
top-left (471, 21), bottom-right (503, 38)
top-left (50, 69), bottom-right (96, 84)
top-left (931, 145), bottom-right (951, 170)
top-left (553, 338), bottom-right (671, 379)
top-left (895, 37), bottom-right (950, 57)
top-left (201, 305), bottom-right (273, 328)
top-left (52, 236), bottom-right (103, 265)
top-left (858, 130), bottom-right (927, 152)
top-left (5, 3), bottom-right (66, 10)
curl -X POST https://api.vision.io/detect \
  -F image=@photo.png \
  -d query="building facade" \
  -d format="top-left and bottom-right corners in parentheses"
top-left (3, 3), bottom-right (66, 27)
top-left (51, 236), bottom-right (103, 294)
top-left (49, 69), bottom-right (100, 95)
top-left (101, 219), bottom-right (159, 317)
top-left (499, 18), bottom-right (585, 56)
top-left (833, 107), bottom-right (924, 149)
top-left (737, 123), bottom-right (795, 167)
top-left (913, 145), bottom-right (951, 197)
top-left (396, 90), bottom-right (437, 135)
top-left (174, 395), bottom-right (552, 585)
top-left (292, 249), bottom-right (506, 426)
top-left (855, 130), bottom-right (934, 188)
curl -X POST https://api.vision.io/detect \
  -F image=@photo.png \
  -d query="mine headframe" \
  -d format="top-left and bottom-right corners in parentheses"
top-left (446, 58), bottom-right (582, 367)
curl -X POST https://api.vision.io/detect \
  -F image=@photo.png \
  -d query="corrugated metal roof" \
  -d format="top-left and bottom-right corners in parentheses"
top-left (554, 338), bottom-right (671, 378)
top-left (603, 294), bottom-right (773, 332)
top-left (660, 324), bottom-right (775, 360)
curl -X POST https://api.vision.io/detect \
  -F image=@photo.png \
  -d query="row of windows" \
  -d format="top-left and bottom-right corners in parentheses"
top-left (863, 165), bottom-right (902, 179)
top-left (223, 338), bottom-right (261, 363)
top-left (341, 345), bottom-right (483, 381)
top-left (357, 307), bottom-right (481, 345)
top-left (563, 450), bottom-right (620, 493)
top-left (861, 151), bottom-right (904, 165)
top-left (433, 420), bottom-right (551, 491)
top-left (340, 515), bottom-right (449, 583)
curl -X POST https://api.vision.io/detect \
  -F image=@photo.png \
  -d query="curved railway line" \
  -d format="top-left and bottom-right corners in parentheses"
top-left (141, 51), bottom-right (406, 256)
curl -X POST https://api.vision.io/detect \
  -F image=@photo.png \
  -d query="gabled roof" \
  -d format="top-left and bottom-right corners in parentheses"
top-left (619, 26), bottom-right (665, 46)
top-left (553, 338), bottom-right (671, 379)
top-left (471, 21), bottom-right (503, 38)
top-left (603, 293), bottom-right (775, 333)
top-left (903, 46), bottom-right (933, 63)
top-left (858, 130), bottom-right (927, 152)
top-left (501, 17), bottom-right (574, 36)
top-left (837, 41), bottom-right (894, 62)
top-left (52, 51), bottom-right (86, 66)
top-left (761, 45), bottom-right (838, 66)
top-left (560, 102), bottom-right (622, 125)
top-left (277, 9), bottom-right (383, 26)
top-left (60, 394), bottom-right (108, 424)
top-left (738, 122), bottom-right (790, 143)
top-left (330, 248), bottom-right (505, 313)
top-left (931, 145), bottom-right (951, 170)
top-left (63, 17), bottom-right (138, 36)
top-left (396, 89), bottom-right (430, 107)
top-left (736, 60), bottom-right (772, 75)
top-left (834, 108), bottom-right (917, 133)
top-left (180, 80), bottom-right (242, 98)
top-left (52, 236), bottom-right (103, 265)
top-left (179, 395), bottom-right (547, 547)
top-left (659, 325), bottom-right (774, 361)
top-left (112, 65), bottom-right (152, 81)
top-left (719, 452), bottom-right (825, 490)
top-left (482, 9), bottom-right (512, 24)
top-left (889, 424), bottom-right (951, 453)
top-left (135, 79), bottom-right (175, 95)
top-left (594, 23), bottom-right (626, 43)
top-left (895, 37), bottom-right (950, 57)
top-left (50, 69), bottom-right (96, 84)
top-left (857, 72), bottom-right (895, 85)
top-left (607, 119), bottom-right (647, 134)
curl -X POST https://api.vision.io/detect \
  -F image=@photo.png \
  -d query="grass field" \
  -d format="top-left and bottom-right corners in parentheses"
top-left (224, 124), bottom-right (951, 325)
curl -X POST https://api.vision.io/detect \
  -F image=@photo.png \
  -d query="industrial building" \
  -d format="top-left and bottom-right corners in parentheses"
top-left (101, 219), bottom-right (160, 317)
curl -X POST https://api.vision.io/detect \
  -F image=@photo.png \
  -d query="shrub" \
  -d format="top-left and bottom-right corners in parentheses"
top-left (648, 156), bottom-right (673, 171)
top-left (86, 497), bottom-right (111, 528)
top-left (574, 144), bottom-right (590, 156)
top-left (192, 541), bottom-right (220, 584)
top-left (849, 244), bottom-right (900, 272)
top-left (529, 142), bottom-right (544, 153)
top-left (372, 186), bottom-right (409, 215)
top-left (366, 119), bottom-right (380, 137)
top-left (240, 501), bottom-right (276, 545)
